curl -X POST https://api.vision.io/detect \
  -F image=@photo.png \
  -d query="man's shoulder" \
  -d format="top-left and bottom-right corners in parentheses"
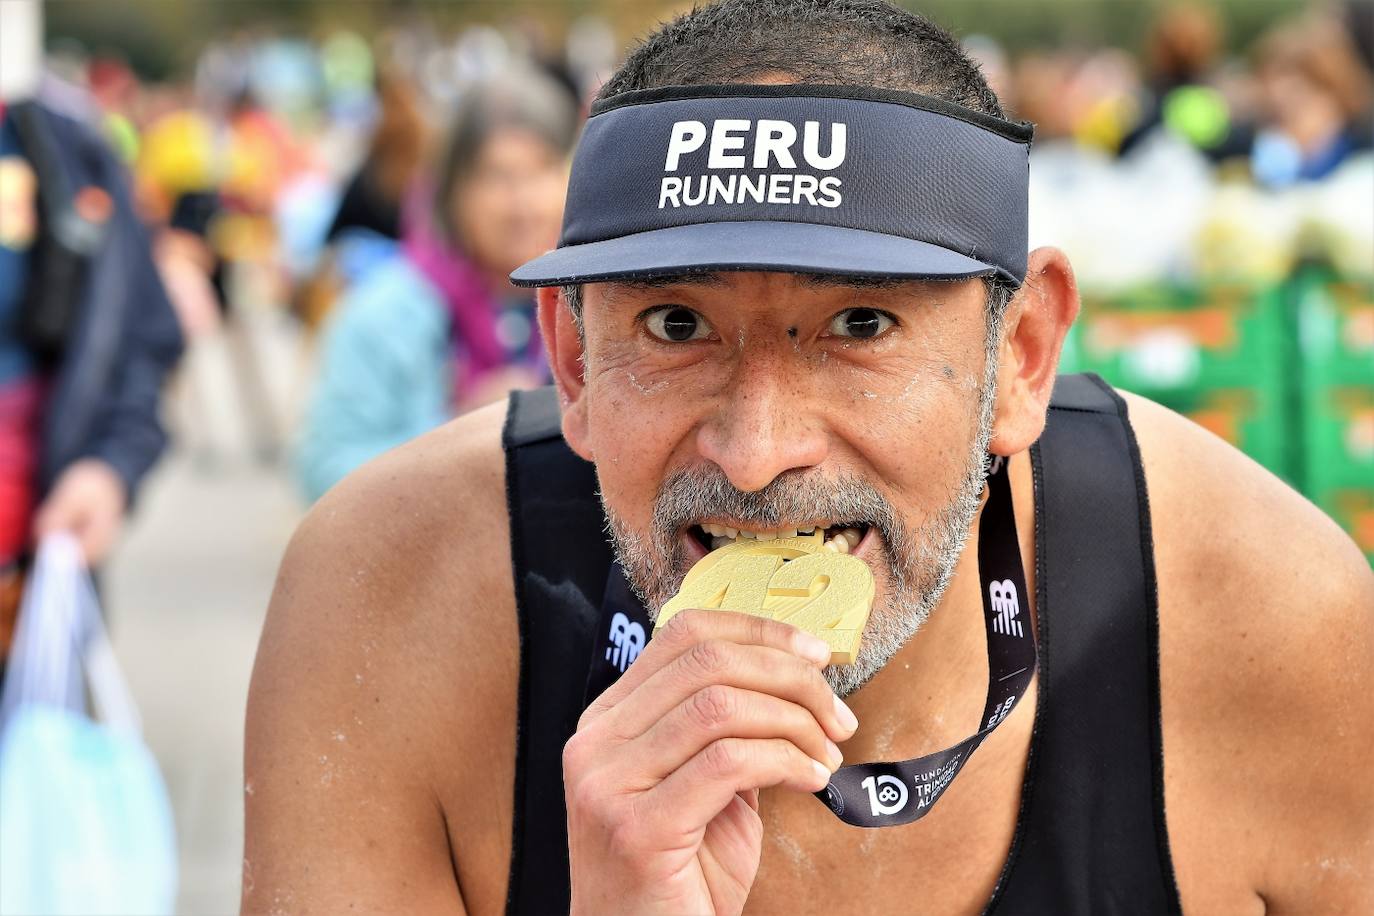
top-left (1044, 377), bottom-right (1371, 623)
top-left (246, 401), bottom-right (525, 910)
top-left (294, 396), bottom-right (511, 591)
top-left (1120, 389), bottom-right (1374, 910)
top-left (1120, 388), bottom-right (1372, 652)
top-left (255, 397), bottom-right (520, 797)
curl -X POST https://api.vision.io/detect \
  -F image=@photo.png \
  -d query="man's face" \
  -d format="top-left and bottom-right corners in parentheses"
top-left (575, 271), bottom-right (999, 696)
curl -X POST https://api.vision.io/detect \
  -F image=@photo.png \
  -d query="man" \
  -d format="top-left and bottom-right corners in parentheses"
top-left (244, 2), bottom-right (1374, 913)
top-left (0, 93), bottom-right (182, 661)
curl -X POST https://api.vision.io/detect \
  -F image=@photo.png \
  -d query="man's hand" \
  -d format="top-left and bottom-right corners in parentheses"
top-left (563, 609), bottom-right (859, 916)
top-left (33, 459), bottom-right (128, 566)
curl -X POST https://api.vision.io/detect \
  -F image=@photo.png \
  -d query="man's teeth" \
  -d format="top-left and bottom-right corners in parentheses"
top-left (700, 523), bottom-right (863, 553)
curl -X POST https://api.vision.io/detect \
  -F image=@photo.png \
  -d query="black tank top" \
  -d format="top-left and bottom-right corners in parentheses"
top-left (500, 374), bottom-right (1182, 915)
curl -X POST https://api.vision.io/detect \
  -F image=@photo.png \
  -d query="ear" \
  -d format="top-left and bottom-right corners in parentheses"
top-left (536, 285), bottom-right (594, 461)
top-left (989, 247), bottom-right (1080, 456)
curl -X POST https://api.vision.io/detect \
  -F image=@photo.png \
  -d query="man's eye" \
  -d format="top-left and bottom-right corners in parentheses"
top-left (828, 308), bottom-right (895, 339)
top-left (645, 306), bottom-right (713, 342)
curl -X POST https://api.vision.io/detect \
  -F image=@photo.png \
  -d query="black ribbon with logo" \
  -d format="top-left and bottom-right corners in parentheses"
top-left (583, 455), bottom-right (1035, 828)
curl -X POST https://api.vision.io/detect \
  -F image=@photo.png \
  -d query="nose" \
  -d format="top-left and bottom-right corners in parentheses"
top-left (695, 358), bottom-right (829, 493)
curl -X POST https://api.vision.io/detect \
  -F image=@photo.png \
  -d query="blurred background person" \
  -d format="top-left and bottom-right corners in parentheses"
top-left (134, 94), bottom-right (225, 342)
top-left (0, 92), bottom-right (183, 664)
top-left (1116, 2), bottom-right (1250, 161)
top-left (1249, 14), bottom-right (1373, 188)
top-left (325, 71), bottom-right (426, 247)
top-left (293, 68), bottom-right (433, 332)
top-left (136, 68), bottom-right (315, 466)
top-left (294, 65), bottom-right (576, 503)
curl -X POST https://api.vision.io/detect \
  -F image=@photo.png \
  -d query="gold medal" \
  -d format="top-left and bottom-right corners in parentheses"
top-left (656, 530), bottom-right (875, 664)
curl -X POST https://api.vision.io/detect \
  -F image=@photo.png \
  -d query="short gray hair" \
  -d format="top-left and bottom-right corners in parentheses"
top-left (561, 283), bottom-right (585, 338)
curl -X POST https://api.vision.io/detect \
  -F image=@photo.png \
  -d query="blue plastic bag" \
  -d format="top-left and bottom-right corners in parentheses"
top-left (0, 534), bottom-right (177, 915)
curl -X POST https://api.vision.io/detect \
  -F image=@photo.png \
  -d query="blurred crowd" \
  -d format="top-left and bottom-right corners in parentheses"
top-left (1006, 0), bottom-right (1373, 287)
top-left (0, 0), bottom-right (1371, 619)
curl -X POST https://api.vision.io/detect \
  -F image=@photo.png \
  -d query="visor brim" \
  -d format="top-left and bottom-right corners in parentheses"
top-left (510, 221), bottom-right (1004, 288)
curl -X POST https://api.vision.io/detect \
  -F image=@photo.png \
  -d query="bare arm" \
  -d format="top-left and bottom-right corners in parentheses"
top-left (243, 406), bottom-right (517, 914)
top-left (1126, 391), bottom-right (1374, 914)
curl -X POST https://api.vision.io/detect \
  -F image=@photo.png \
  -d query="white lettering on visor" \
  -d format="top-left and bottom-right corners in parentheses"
top-left (660, 118), bottom-right (847, 210)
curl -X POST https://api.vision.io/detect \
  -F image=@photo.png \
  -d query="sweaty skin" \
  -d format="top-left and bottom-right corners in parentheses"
top-left (243, 251), bottom-right (1374, 915)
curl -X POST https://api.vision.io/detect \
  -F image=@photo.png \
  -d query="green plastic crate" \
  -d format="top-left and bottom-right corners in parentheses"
top-left (1294, 273), bottom-right (1374, 388)
top-left (1062, 274), bottom-right (1371, 561)
top-left (1074, 282), bottom-right (1293, 394)
top-left (1070, 282), bottom-right (1297, 480)
top-left (1299, 383), bottom-right (1374, 494)
top-left (1169, 386), bottom-right (1293, 479)
top-left (1291, 273), bottom-right (1373, 558)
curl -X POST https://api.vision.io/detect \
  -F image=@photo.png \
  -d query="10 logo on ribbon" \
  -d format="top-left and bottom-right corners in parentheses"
top-left (860, 774), bottom-right (910, 817)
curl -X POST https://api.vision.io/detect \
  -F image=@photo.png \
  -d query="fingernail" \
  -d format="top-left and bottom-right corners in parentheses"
top-left (811, 759), bottom-right (831, 787)
top-left (795, 633), bottom-right (831, 666)
top-left (833, 694), bottom-right (858, 734)
top-left (825, 738), bottom-right (843, 770)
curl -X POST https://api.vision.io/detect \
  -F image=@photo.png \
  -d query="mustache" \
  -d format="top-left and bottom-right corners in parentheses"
top-left (650, 465), bottom-right (911, 558)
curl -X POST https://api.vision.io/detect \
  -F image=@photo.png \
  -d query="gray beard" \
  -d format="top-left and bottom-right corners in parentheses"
top-left (599, 358), bottom-right (1000, 698)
